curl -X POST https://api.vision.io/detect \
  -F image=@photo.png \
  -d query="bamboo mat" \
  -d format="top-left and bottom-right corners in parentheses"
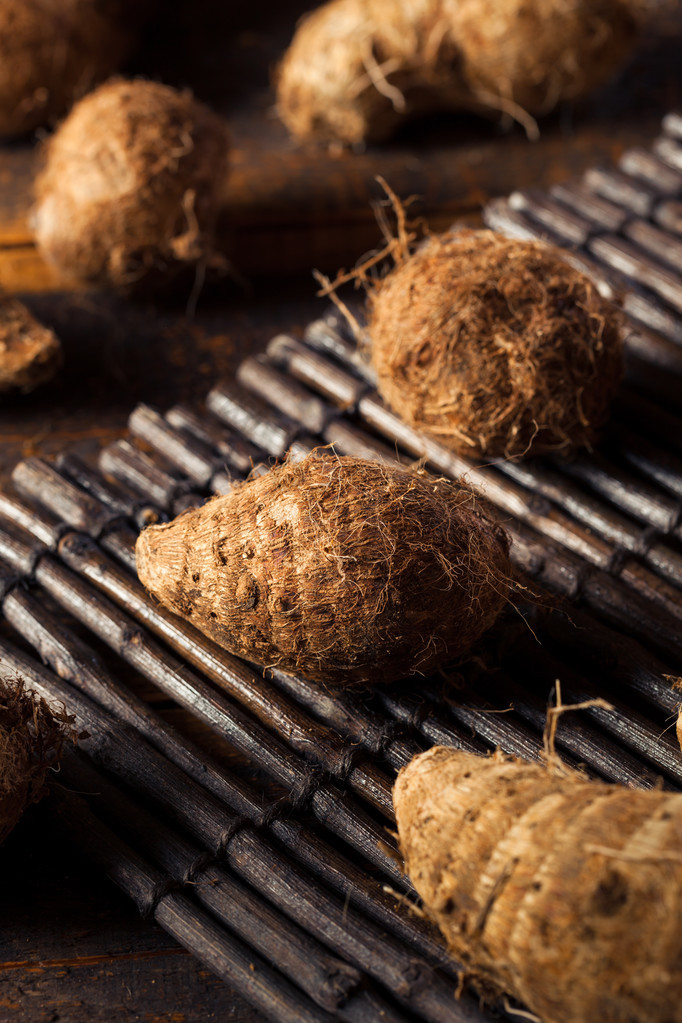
top-left (2, 113), bottom-right (682, 1022)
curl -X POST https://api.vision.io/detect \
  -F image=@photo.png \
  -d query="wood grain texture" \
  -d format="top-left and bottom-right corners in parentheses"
top-left (0, 806), bottom-right (265, 1023)
top-left (1, 3), bottom-right (680, 289)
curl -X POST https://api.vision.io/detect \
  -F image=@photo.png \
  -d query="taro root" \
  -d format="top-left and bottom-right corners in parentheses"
top-left (394, 746), bottom-right (682, 1023)
top-left (32, 78), bottom-right (230, 291)
top-left (0, 0), bottom-right (157, 139)
top-left (277, 0), bottom-right (640, 145)
top-left (368, 230), bottom-right (623, 460)
top-left (0, 674), bottom-right (68, 845)
top-left (0, 292), bottom-right (62, 393)
top-left (136, 453), bottom-right (511, 685)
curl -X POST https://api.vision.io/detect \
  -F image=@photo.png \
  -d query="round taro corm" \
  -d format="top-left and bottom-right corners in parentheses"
top-left (277, 0), bottom-right (640, 145)
top-left (0, 292), bottom-right (62, 393)
top-left (0, 674), bottom-right (68, 845)
top-left (32, 77), bottom-right (230, 292)
top-left (368, 230), bottom-right (623, 461)
top-left (135, 453), bottom-right (512, 686)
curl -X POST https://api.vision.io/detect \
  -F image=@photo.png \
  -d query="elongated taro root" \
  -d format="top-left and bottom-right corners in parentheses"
top-left (136, 454), bottom-right (511, 685)
top-left (0, 0), bottom-right (156, 138)
top-left (394, 746), bottom-right (682, 1023)
top-left (277, 0), bottom-right (640, 145)
top-left (0, 292), bottom-right (62, 393)
top-left (32, 78), bottom-right (230, 291)
top-left (368, 230), bottom-right (623, 460)
top-left (0, 674), bottom-right (68, 845)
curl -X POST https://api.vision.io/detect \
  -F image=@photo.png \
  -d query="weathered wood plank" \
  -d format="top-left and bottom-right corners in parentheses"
top-left (0, 807), bottom-right (264, 1023)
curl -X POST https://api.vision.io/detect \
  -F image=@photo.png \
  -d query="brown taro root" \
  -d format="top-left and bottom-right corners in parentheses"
top-left (0, 293), bottom-right (62, 393)
top-left (136, 453), bottom-right (511, 685)
top-left (32, 78), bottom-right (230, 291)
top-left (368, 230), bottom-right (623, 460)
top-left (277, 0), bottom-right (640, 145)
top-left (394, 746), bottom-right (682, 1023)
top-left (0, 674), bottom-right (68, 845)
top-left (0, 0), bottom-right (157, 138)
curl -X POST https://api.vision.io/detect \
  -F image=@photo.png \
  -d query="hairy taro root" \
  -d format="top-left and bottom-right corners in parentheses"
top-left (0, 675), bottom-right (68, 844)
top-left (277, 0), bottom-right (640, 145)
top-left (0, 0), bottom-right (156, 138)
top-left (394, 746), bottom-right (682, 1023)
top-left (136, 454), bottom-right (511, 685)
top-left (0, 293), bottom-right (62, 393)
top-left (368, 230), bottom-right (623, 460)
top-left (32, 78), bottom-right (230, 291)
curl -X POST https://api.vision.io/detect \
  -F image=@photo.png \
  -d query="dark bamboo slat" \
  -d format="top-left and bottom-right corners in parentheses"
top-left (477, 673), bottom-right (664, 790)
top-left (58, 752), bottom-right (407, 1023)
top-left (49, 789), bottom-right (337, 1023)
top-left (549, 180), bottom-right (628, 231)
top-left (508, 189), bottom-right (594, 245)
top-left (523, 602), bottom-right (679, 717)
top-left (99, 438), bottom-right (196, 509)
top-left (654, 135), bottom-right (682, 172)
top-left (9, 419), bottom-right (678, 874)
top-left (47, 450), bottom-right (488, 781)
top-left (663, 112), bottom-right (682, 140)
top-left (502, 633), bottom-right (682, 786)
top-left (2, 637), bottom-right (472, 1018)
top-left (618, 147), bottom-right (682, 195)
top-left (127, 405), bottom-right (234, 494)
top-left (0, 515), bottom-right (410, 890)
top-left (91, 405), bottom-right (682, 780)
top-left (608, 426), bottom-right (682, 502)
top-left (6, 455), bottom-right (456, 790)
top-left (94, 359), bottom-right (682, 667)
top-left (205, 364), bottom-right (682, 657)
top-left (5, 115), bottom-right (682, 1023)
top-left (622, 218), bottom-right (682, 272)
top-left (7, 463), bottom-right (407, 818)
top-left (259, 328), bottom-right (682, 576)
top-left (583, 167), bottom-right (657, 217)
top-left (165, 404), bottom-right (263, 473)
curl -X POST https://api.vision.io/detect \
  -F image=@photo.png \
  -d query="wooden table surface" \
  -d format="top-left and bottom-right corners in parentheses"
top-left (1, 2), bottom-right (681, 1020)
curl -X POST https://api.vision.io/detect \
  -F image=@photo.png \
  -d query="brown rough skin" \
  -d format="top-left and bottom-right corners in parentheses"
top-left (0, 675), bottom-right (68, 845)
top-left (0, 292), bottom-right (62, 393)
top-left (368, 230), bottom-right (623, 460)
top-left (277, 0), bottom-right (640, 145)
top-left (136, 453), bottom-right (511, 685)
top-left (0, 0), bottom-right (156, 138)
top-left (394, 746), bottom-right (682, 1023)
top-left (32, 77), bottom-right (230, 291)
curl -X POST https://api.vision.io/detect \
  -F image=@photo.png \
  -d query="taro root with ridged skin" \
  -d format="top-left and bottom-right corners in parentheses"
top-left (277, 0), bottom-right (640, 145)
top-left (368, 230), bottom-right (623, 461)
top-left (394, 746), bottom-right (682, 1023)
top-left (136, 453), bottom-right (511, 685)
top-left (0, 674), bottom-right (69, 845)
top-left (32, 78), bottom-right (230, 292)
top-left (0, 293), bottom-right (62, 393)
top-left (0, 0), bottom-right (157, 139)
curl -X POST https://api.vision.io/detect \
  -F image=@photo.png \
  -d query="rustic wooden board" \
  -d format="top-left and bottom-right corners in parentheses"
top-left (0, 807), bottom-right (266, 1023)
top-left (1, 3), bottom-right (680, 290)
